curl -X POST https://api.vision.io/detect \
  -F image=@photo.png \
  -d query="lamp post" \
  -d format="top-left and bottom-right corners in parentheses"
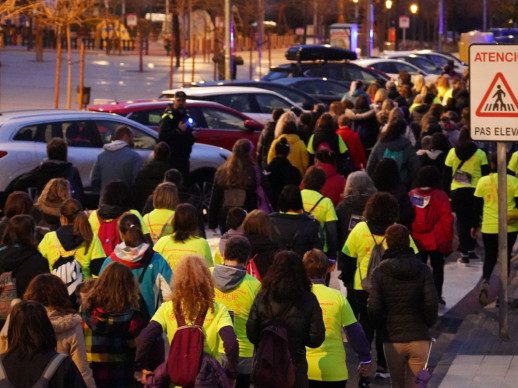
top-left (410, 3), bottom-right (418, 49)
top-left (353, 0), bottom-right (359, 24)
top-left (385, 0), bottom-right (392, 48)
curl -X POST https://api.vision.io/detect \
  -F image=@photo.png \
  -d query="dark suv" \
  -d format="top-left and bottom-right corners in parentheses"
top-left (263, 44), bottom-right (390, 86)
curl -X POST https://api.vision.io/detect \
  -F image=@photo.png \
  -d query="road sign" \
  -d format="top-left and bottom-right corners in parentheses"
top-left (399, 16), bottom-right (409, 29)
top-left (470, 44), bottom-right (518, 141)
top-left (126, 13), bottom-right (137, 27)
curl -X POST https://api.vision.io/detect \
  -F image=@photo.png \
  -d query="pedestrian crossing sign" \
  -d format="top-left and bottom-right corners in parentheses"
top-left (475, 72), bottom-right (518, 117)
top-left (470, 44), bottom-right (518, 141)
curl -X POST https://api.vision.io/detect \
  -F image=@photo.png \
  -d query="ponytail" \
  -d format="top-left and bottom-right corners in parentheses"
top-left (119, 213), bottom-right (145, 247)
top-left (60, 199), bottom-right (93, 250)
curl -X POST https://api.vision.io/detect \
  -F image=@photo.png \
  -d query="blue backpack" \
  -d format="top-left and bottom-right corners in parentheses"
top-left (383, 148), bottom-right (404, 170)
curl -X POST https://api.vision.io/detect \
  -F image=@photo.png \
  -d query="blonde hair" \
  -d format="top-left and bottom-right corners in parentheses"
top-left (373, 88), bottom-right (388, 103)
top-left (171, 255), bottom-right (215, 321)
top-left (36, 178), bottom-right (70, 207)
top-left (274, 111), bottom-right (298, 139)
top-left (413, 75), bottom-right (425, 94)
top-left (153, 182), bottom-right (179, 210)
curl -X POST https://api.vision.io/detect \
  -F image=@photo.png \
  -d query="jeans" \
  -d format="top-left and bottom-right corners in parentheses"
top-left (383, 341), bottom-right (429, 388)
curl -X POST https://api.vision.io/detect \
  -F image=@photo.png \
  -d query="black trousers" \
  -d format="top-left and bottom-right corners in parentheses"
top-left (451, 188), bottom-right (477, 254)
top-left (309, 380), bottom-right (347, 387)
top-left (481, 232), bottom-right (518, 281)
top-left (418, 251), bottom-right (445, 298)
top-left (348, 289), bottom-right (386, 370)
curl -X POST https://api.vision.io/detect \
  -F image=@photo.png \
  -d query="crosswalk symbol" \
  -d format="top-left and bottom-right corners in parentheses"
top-left (476, 72), bottom-right (518, 117)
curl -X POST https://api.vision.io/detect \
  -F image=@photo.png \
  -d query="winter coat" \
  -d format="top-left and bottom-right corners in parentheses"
top-left (82, 307), bottom-right (144, 388)
top-left (336, 126), bottom-right (367, 170)
top-left (265, 157), bottom-right (302, 210)
top-left (100, 244), bottom-right (172, 318)
top-left (256, 120), bottom-right (277, 169)
top-left (0, 349), bottom-right (86, 388)
top-left (269, 212), bottom-right (324, 258)
top-left (336, 194), bottom-right (371, 250)
top-left (409, 187), bottom-right (454, 254)
top-left (246, 290), bottom-right (325, 388)
top-left (345, 108), bottom-right (379, 150)
top-left (368, 247), bottom-right (439, 343)
top-left (317, 162), bottom-right (346, 207)
top-left (367, 136), bottom-right (421, 189)
top-left (12, 160), bottom-right (84, 202)
top-left (90, 140), bottom-right (143, 195)
top-left (31, 201), bottom-right (63, 239)
top-left (267, 134), bottom-right (309, 176)
top-left (417, 149), bottom-right (448, 187)
top-left (0, 245), bottom-right (49, 297)
top-left (245, 234), bottom-right (281, 279)
top-left (133, 159), bottom-right (173, 212)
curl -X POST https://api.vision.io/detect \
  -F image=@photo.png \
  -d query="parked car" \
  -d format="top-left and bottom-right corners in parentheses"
top-left (378, 53), bottom-right (443, 76)
top-left (159, 86), bottom-right (302, 124)
top-left (381, 50), bottom-right (468, 73)
top-left (0, 110), bottom-right (230, 210)
top-left (262, 44), bottom-right (389, 87)
top-left (88, 99), bottom-right (263, 151)
top-left (188, 80), bottom-right (320, 110)
top-left (273, 77), bottom-right (351, 105)
top-left (355, 58), bottom-right (438, 84)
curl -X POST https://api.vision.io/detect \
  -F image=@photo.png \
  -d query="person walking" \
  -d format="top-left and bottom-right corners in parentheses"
top-left (246, 250), bottom-right (326, 388)
top-left (368, 224), bottom-right (438, 388)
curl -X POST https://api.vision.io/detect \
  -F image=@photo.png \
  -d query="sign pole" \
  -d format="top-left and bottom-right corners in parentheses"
top-left (497, 142), bottom-right (509, 339)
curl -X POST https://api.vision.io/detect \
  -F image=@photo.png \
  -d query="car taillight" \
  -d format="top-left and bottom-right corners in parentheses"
top-left (0, 151), bottom-right (6, 158)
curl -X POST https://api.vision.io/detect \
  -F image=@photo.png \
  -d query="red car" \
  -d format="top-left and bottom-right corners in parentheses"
top-left (88, 99), bottom-right (264, 151)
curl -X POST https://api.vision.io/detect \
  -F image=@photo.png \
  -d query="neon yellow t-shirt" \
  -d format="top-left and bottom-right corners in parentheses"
top-left (154, 234), bottom-right (213, 271)
top-left (445, 148), bottom-right (488, 191)
top-left (474, 173), bottom-right (518, 234)
top-left (38, 231), bottom-right (106, 278)
top-left (151, 300), bottom-right (233, 359)
top-left (143, 208), bottom-right (175, 242)
top-left (306, 134), bottom-right (348, 154)
top-left (210, 267), bottom-right (261, 358)
top-left (306, 283), bottom-right (357, 381)
top-left (508, 151), bottom-right (518, 176)
top-left (301, 189), bottom-right (337, 252)
top-left (88, 209), bottom-right (150, 235)
top-left (342, 221), bottom-right (418, 290)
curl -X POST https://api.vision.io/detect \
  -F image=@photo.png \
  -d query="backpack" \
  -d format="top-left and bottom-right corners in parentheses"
top-left (359, 226), bottom-right (385, 293)
top-left (383, 148), bottom-right (404, 170)
top-left (0, 353), bottom-right (67, 388)
top-left (0, 271), bottom-right (17, 321)
top-left (97, 211), bottom-right (124, 256)
top-left (223, 188), bottom-right (246, 208)
top-left (52, 235), bottom-right (83, 296)
top-left (167, 309), bottom-right (207, 388)
top-left (246, 254), bottom-right (261, 282)
top-left (194, 353), bottom-right (231, 388)
top-left (145, 213), bottom-right (174, 244)
top-left (252, 310), bottom-right (295, 388)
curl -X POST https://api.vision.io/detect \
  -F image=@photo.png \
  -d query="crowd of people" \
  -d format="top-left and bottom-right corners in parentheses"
top-left (0, 68), bottom-right (516, 388)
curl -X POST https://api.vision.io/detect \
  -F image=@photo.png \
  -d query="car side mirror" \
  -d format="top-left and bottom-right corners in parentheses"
top-left (244, 119), bottom-right (262, 132)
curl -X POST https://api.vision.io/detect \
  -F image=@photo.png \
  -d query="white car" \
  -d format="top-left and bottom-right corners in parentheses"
top-left (382, 50), bottom-right (468, 73)
top-left (355, 58), bottom-right (438, 84)
top-left (159, 86), bottom-right (302, 124)
top-left (0, 110), bottom-right (230, 208)
top-left (377, 53), bottom-right (443, 78)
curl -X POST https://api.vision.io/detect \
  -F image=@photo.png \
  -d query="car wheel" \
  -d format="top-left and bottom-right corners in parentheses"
top-left (186, 171), bottom-right (215, 218)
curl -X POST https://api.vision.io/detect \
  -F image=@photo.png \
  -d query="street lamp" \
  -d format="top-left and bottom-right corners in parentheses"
top-left (385, 0), bottom-right (392, 48)
top-left (353, 0), bottom-right (359, 24)
top-left (410, 3), bottom-right (418, 49)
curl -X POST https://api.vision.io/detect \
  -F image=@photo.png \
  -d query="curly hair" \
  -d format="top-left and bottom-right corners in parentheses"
top-left (170, 255), bottom-right (215, 321)
top-left (83, 262), bottom-right (140, 313)
top-left (23, 274), bottom-right (75, 314)
top-left (215, 139), bottom-right (254, 188)
top-left (261, 250), bottom-right (311, 304)
top-left (35, 178), bottom-right (70, 207)
top-left (363, 192), bottom-right (399, 231)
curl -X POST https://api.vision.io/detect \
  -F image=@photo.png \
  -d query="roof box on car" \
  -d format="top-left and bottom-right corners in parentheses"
top-left (285, 44), bottom-right (357, 62)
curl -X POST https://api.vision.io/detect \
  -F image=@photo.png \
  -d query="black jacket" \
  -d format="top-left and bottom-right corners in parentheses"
top-left (368, 247), bottom-right (438, 343)
top-left (158, 107), bottom-right (194, 165)
top-left (269, 212), bottom-right (323, 258)
top-left (1, 350), bottom-right (86, 388)
top-left (256, 121), bottom-right (276, 169)
top-left (0, 245), bottom-right (49, 297)
top-left (265, 157), bottom-right (302, 210)
top-left (246, 290), bottom-right (325, 386)
top-left (133, 159), bottom-right (173, 212)
top-left (336, 194), bottom-right (371, 250)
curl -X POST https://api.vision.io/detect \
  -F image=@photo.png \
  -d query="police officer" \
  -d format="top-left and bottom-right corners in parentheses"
top-left (158, 90), bottom-right (195, 178)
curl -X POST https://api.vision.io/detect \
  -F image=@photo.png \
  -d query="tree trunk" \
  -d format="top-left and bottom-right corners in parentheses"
top-left (173, 13), bottom-right (181, 67)
top-left (35, 25), bottom-right (43, 63)
top-left (54, 31), bottom-right (62, 108)
top-left (66, 24), bottom-right (72, 109)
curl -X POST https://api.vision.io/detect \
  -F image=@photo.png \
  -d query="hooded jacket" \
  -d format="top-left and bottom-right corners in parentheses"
top-left (265, 157), bottom-right (302, 210)
top-left (267, 134), bottom-right (309, 176)
top-left (245, 234), bottom-right (281, 279)
top-left (0, 245), bottom-right (49, 297)
top-left (90, 140), bottom-right (143, 194)
top-left (336, 194), bottom-right (371, 250)
top-left (368, 247), bottom-right (438, 343)
top-left (336, 126), bottom-right (367, 170)
top-left (317, 162), bottom-right (346, 207)
top-left (367, 135), bottom-right (421, 189)
top-left (133, 159), bottom-right (173, 211)
top-left (100, 244), bottom-right (172, 318)
top-left (345, 108), bottom-right (379, 150)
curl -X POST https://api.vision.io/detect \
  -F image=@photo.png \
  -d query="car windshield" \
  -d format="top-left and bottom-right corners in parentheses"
top-left (263, 70), bottom-right (290, 81)
top-left (403, 57), bottom-right (442, 75)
